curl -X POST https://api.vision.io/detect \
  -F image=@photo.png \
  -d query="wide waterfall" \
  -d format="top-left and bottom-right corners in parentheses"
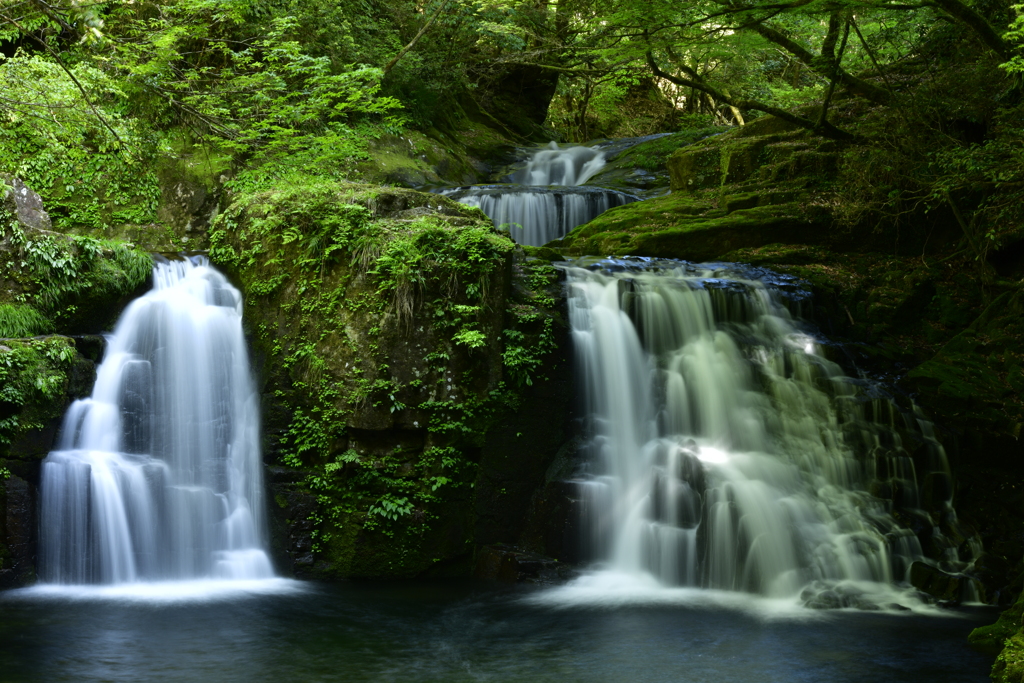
top-left (564, 259), bottom-right (976, 607)
top-left (39, 257), bottom-right (273, 584)
top-left (441, 142), bottom-right (638, 247)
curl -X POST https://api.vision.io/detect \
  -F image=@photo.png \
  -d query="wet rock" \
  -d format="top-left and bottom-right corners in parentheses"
top-left (910, 560), bottom-right (970, 603)
top-left (474, 544), bottom-right (575, 584)
top-left (805, 589), bottom-right (842, 610)
top-left (0, 473), bottom-right (37, 588)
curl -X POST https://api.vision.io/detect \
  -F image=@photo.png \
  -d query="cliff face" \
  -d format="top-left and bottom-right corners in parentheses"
top-left (209, 181), bottom-right (573, 577)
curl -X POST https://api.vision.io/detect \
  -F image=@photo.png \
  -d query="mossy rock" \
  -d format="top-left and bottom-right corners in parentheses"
top-left (583, 128), bottom-right (725, 197)
top-left (550, 191), bottom-right (828, 260)
top-left (994, 627), bottom-right (1024, 683)
top-left (0, 178), bottom-right (152, 335)
top-left (356, 125), bottom-right (516, 188)
top-left (211, 180), bottom-right (569, 579)
top-left (972, 590), bottom-right (1024, 656)
top-left (0, 336), bottom-right (88, 462)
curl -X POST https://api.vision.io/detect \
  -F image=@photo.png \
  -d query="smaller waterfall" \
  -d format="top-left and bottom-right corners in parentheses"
top-left (511, 142), bottom-right (607, 186)
top-left (441, 142), bottom-right (638, 247)
top-left (39, 257), bottom-right (273, 584)
top-left (565, 259), bottom-right (977, 607)
top-left (442, 186), bottom-right (635, 247)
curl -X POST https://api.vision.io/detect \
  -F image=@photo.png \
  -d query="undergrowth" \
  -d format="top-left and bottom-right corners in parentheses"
top-left (0, 204), bottom-right (151, 333)
top-left (0, 336), bottom-right (76, 447)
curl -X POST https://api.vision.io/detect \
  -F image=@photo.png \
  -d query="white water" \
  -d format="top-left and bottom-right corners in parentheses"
top-left (444, 187), bottom-right (635, 247)
top-left (564, 260), bottom-right (975, 608)
top-left (39, 257), bottom-right (274, 585)
top-left (512, 142), bottom-right (607, 186)
top-left (442, 142), bottom-right (636, 247)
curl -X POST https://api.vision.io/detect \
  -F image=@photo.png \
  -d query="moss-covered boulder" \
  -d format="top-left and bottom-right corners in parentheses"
top-left (550, 192), bottom-right (826, 260)
top-left (582, 128), bottom-right (724, 197)
top-left (548, 116), bottom-right (839, 259)
top-left (356, 124), bottom-right (516, 188)
top-left (210, 180), bottom-right (571, 578)
top-left (971, 590), bottom-right (1024, 656)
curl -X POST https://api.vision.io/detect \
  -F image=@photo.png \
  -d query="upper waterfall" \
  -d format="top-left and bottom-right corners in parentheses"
top-left (39, 257), bottom-right (273, 584)
top-left (511, 142), bottom-right (607, 186)
top-left (562, 258), bottom-right (978, 607)
top-left (440, 142), bottom-right (637, 247)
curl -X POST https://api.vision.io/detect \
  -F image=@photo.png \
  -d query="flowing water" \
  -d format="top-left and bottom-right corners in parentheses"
top-left (8, 224), bottom-right (993, 680)
top-left (562, 258), bottom-right (977, 607)
top-left (441, 142), bottom-right (638, 247)
top-left (38, 256), bottom-right (273, 584)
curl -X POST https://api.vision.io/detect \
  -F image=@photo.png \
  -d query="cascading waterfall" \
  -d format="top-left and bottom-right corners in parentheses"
top-left (511, 142), bottom-right (607, 186)
top-left (441, 142), bottom-right (638, 247)
top-left (565, 259), bottom-right (976, 606)
top-left (442, 186), bottom-right (635, 248)
top-left (39, 256), bottom-right (273, 584)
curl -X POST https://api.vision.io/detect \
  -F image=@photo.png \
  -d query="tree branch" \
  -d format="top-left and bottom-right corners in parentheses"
top-left (0, 12), bottom-right (127, 149)
top-left (646, 51), bottom-right (855, 140)
top-left (927, 0), bottom-right (1010, 60)
top-left (748, 22), bottom-right (891, 105)
top-left (383, 0), bottom-right (454, 76)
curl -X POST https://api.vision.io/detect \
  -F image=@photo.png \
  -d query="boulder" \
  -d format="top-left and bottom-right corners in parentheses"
top-left (1, 175), bottom-right (51, 232)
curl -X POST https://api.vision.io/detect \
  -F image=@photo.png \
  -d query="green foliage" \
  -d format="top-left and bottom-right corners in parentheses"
top-left (0, 54), bottom-right (161, 230)
top-left (0, 337), bottom-right (76, 446)
top-left (0, 305), bottom-right (51, 339)
top-left (0, 217), bottom-right (150, 332)
top-left (1000, 4), bottom-right (1024, 74)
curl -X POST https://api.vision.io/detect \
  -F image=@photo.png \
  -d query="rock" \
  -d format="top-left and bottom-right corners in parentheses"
top-left (910, 560), bottom-right (970, 603)
top-left (0, 473), bottom-right (37, 588)
top-left (213, 182), bottom-right (572, 579)
top-left (805, 589), bottom-right (842, 609)
top-left (0, 175), bottom-right (52, 232)
top-left (474, 544), bottom-right (573, 583)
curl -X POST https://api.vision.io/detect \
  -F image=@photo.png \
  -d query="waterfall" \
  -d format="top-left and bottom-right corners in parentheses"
top-left (511, 142), bottom-right (607, 186)
top-left (442, 186), bottom-right (635, 247)
top-left (441, 142), bottom-right (638, 247)
top-left (39, 256), bottom-right (273, 584)
top-left (565, 259), bottom-right (975, 606)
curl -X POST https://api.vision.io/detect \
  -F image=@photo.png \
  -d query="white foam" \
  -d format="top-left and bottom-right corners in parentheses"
top-left (526, 572), bottom-right (960, 619)
top-left (4, 578), bottom-right (306, 603)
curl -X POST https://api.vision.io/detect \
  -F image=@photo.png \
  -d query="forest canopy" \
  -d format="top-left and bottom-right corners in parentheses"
top-left (1, 0), bottom-right (1023, 255)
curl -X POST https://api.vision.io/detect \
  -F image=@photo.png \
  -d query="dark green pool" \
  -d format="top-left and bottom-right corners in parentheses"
top-left (0, 578), bottom-right (995, 682)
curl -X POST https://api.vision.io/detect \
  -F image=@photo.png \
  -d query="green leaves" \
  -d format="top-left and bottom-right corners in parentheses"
top-left (0, 54), bottom-right (160, 230)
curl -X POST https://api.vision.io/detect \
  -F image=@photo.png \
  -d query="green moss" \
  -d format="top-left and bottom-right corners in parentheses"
top-left (211, 179), bottom-right (561, 578)
top-left (550, 191), bottom-right (825, 260)
top-left (972, 593), bottom-right (1024, 656)
top-left (994, 629), bottom-right (1024, 683)
top-left (354, 127), bottom-right (511, 187)
top-left (0, 336), bottom-right (76, 455)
